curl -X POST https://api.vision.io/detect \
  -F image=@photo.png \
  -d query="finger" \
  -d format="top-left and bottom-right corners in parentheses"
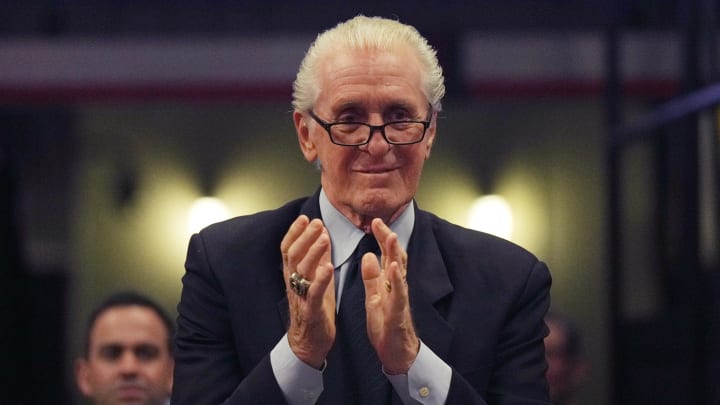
top-left (298, 229), bottom-right (332, 281)
top-left (289, 234), bottom-right (333, 323)
top-left (361, 251), bottom-right (382, 301)
top-left (385, 260), bottom-right (409, 316)
top-left (305, 261), bottom-right (335, 313)
top-left (361, 252), bottom-right (384, 339)
top-left (371, 218), bottom-right (404, 270)
top-left (280, 215), bottom-right (310, 272)
top-left (370, 218), bottom-right (391, 257)
top-left (286, 218), bottom-right (326, 274)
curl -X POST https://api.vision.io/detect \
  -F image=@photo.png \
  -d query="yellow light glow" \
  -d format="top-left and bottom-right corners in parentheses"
top-left (187, 197), bottom-right (231, 234)
top-left (467, 195), bottom-right (514, 240)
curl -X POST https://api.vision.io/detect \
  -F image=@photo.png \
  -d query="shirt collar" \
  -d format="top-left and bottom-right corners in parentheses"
top-left (319, 188), bottom-right (414, 267)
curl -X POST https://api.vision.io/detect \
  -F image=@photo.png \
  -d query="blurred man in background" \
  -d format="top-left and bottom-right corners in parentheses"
top-left (75, 291), bottom-right (174, 405)
top-left (545, 313), bottom-right (588, 405)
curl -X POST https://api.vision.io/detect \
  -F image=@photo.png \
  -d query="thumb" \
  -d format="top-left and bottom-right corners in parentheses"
top-left (361, 252), bottom-right (382, 299)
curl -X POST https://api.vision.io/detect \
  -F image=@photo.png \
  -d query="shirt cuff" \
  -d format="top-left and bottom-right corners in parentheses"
top-left (385, 341), bottom-right (451, 405)
top-left (270, 333), bottom-right (324, 405)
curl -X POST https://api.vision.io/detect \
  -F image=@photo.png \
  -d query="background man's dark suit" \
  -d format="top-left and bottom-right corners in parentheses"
top-left (173, 191), bottom-right (551, 404)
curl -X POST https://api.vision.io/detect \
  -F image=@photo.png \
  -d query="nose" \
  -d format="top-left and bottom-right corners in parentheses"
top-left (118, 352), bottom-right (140, 375)
top-left (362, 118), bottom-right (391, 153)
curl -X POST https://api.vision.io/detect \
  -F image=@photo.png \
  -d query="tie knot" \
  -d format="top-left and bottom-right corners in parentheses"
top-left (355, 233), bottom-right (380, 261)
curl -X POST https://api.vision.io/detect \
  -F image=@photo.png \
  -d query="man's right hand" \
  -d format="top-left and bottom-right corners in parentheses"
top-left (280, 215), bottom-right (336, 369)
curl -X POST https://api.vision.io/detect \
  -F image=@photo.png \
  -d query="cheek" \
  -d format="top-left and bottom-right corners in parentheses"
top-left (402, 152), bottom-right (427, 178)
top-left (87, 365), bottom-right (115, 387)
top-left (320, 149), bottom-right (352, 174)
top-left (146, 360), bottom-right (173, 381)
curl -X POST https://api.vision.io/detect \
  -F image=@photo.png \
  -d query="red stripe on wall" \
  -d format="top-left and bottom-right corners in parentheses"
top-left (0, 82), bottom-right (293, 105)
top-left (0, 79), bottom-right (681, 105)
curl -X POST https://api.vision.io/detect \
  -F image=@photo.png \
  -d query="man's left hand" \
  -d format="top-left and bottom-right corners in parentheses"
top-left (361, 218), bottom-right (419, 375)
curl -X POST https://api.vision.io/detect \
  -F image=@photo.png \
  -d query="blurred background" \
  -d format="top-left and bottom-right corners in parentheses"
top-left (1, 1), bottom-right (718, 404)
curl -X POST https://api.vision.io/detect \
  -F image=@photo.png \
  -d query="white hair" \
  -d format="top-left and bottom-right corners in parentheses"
top-left (292, 15), bottom-right (446, 113)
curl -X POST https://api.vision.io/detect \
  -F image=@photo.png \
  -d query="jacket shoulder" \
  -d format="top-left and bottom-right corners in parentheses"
top-left (197, 196), bottom-right (309, 248)
top-left (419, 209), bottom-right (541, 268)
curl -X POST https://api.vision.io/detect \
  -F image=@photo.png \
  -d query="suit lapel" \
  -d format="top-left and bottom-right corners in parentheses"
top-left (406, 209), bottom-right (454, 360)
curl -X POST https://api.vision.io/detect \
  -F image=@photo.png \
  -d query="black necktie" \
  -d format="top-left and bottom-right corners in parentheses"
top-left (336, 233), bottom-right (391, 404)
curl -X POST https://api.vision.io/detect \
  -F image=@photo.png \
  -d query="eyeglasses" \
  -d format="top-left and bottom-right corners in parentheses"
top-left (308, 105), bottom-right (433, 146)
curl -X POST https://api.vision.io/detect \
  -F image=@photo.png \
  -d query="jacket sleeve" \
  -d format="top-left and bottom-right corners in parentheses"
top-left (446, 260), bottom-right (552, 405)
top-left (171, 232), bottom-right (288, 405)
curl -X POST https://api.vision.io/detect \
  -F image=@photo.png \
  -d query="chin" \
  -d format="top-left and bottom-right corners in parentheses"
top-left (356, 190), bottom-right (408, 216)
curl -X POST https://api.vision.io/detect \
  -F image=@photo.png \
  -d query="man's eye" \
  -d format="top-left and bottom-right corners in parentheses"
top-left (337, 114), bottom-right (359, 123)
top-left (135, 345), bottom-right (160, 361)
top-left (388, 111), bottom-right (411, 121)
top-left (99, 346), bottom-right (123, 360)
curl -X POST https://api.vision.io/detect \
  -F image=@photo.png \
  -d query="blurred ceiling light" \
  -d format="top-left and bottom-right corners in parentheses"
top-left (187, 197), bottom-right (231, 234)
top-left (467, 195), bottom-right (514, 240)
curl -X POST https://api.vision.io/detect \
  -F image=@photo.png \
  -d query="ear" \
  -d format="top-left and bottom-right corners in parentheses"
top-left (294, 111), bottom-right (318, 163)
top-left (74, 358), bottom-right (93, 397)
top-left (424, 112), bottom-right (438, 160)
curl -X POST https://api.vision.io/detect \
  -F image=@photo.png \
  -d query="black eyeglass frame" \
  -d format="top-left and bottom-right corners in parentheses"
top-left (308, 104), bottom-right (434, 146)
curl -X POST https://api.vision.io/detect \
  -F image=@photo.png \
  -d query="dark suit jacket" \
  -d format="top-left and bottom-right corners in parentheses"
top-left (172, 192), bottom-right (552, 404)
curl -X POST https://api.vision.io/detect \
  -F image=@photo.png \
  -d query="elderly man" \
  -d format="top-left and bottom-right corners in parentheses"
top-left (173, 15), bottom-right (551, 405)
top-left (75, 291), bottom-right (174, 405)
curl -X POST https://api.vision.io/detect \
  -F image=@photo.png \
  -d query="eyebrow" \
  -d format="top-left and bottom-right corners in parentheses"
top-left (330, 101), bottom-right (421, 114)
top-left (96, 342), bottom-right (163, 354)
top-left (95, 341), bottom-right (163, 350)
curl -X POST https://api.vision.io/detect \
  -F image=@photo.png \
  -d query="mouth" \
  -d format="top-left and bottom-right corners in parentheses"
top-left (116, 384), bottom-right (146, 400)
top-left (355, 165), bottom-right (398, 174)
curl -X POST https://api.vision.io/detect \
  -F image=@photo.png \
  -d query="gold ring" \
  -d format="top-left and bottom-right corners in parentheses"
top-left (384, 280), bottom-right (392, 293)
top-left (290, 272), bottom-right (311, 297)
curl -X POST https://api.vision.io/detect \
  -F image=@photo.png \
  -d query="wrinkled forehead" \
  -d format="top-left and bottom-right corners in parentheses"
top-left (314, 46), bottom-right (426, 103)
